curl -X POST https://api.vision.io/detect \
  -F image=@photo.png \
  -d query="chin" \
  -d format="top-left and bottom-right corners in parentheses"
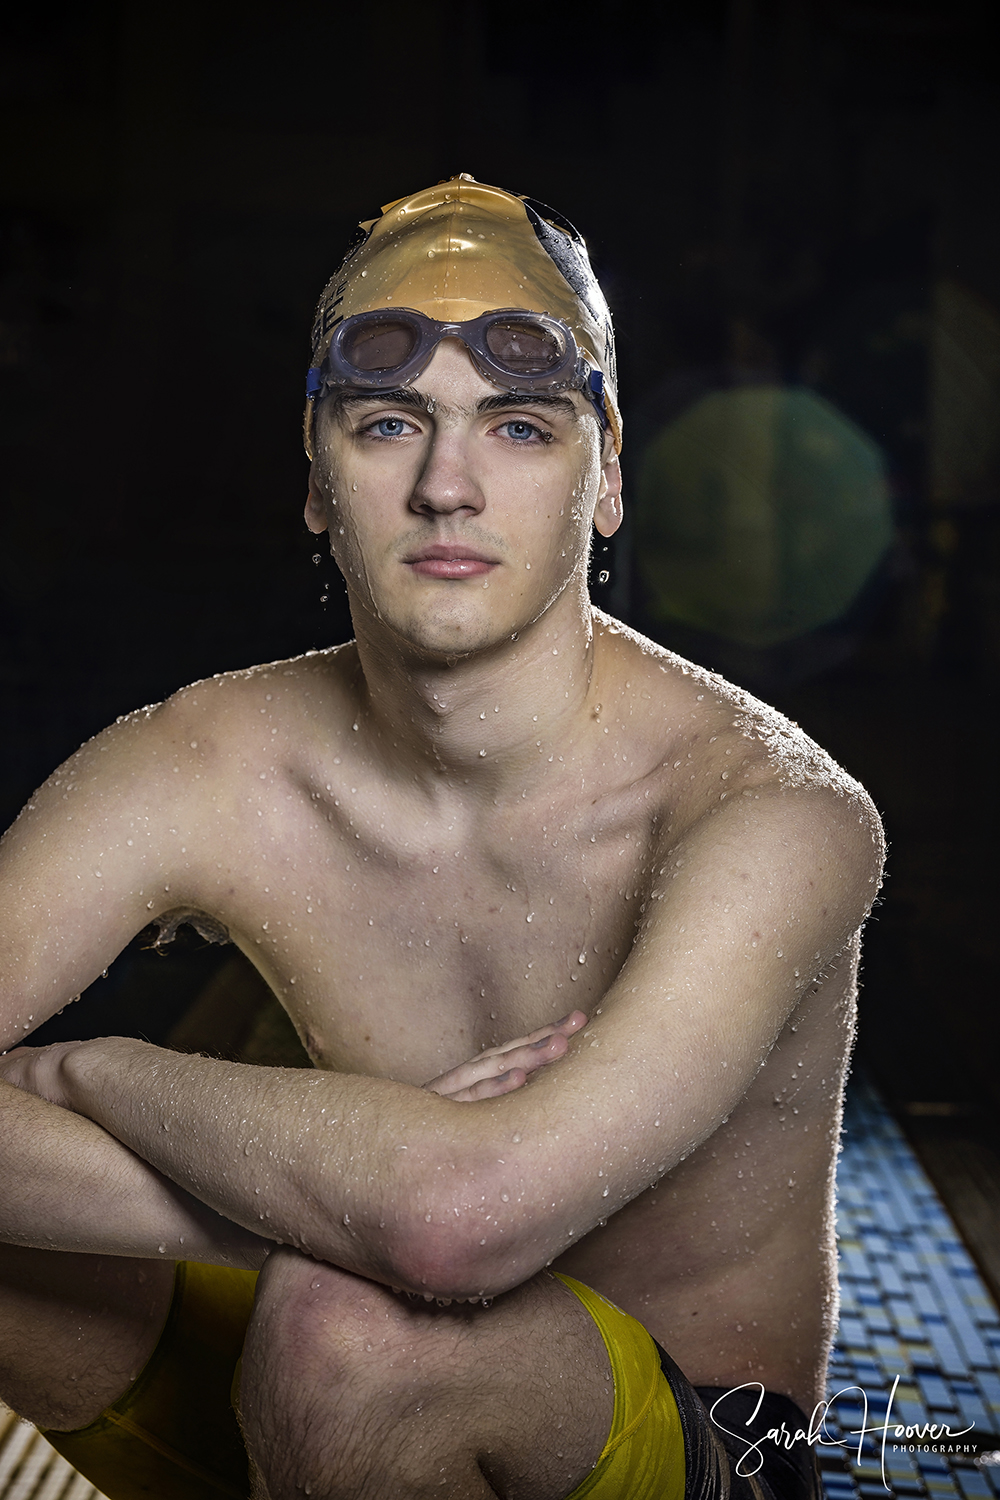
top-left (405, 625), bottom-right (505, 661)
top-left (388, 606), bottom-right (514, 661)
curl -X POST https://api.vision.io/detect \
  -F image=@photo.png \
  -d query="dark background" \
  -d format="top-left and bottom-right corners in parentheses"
top-left (2, 2), bottom-right (998, 1128)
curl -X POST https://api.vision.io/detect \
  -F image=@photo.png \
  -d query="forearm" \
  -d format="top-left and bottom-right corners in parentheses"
top-left (58, 1040), bottom-right (459, 1288)
top-left (0, 1078), bottom-right (271, 1269)
top-left (1, 1017), bottom-right (585, 1297)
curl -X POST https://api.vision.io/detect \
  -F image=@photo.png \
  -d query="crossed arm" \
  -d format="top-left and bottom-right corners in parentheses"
top-left (1, 790), bottom-right (881, 1302)
top-left (0, 1014), bottom-right (583, 1278)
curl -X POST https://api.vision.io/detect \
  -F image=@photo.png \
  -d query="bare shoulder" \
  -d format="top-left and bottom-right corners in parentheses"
top-left (128, 643), bottom-right (359, 757)
top-left (591, 610), bottom-right (885, 902)
top-left (0, 647), bottom-right (357, 1041)
top-left (4, 644), bottom-right (356, 839)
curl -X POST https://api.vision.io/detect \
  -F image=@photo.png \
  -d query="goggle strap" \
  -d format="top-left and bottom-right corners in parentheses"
top-left (588, 368), bottom-right (609, 430)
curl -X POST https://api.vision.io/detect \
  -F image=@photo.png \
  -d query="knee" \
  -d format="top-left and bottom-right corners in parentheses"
top-left (244, 1247), bottom-right (407, 1388)
top-left (238, 1251), bottom-right (460, 1498)
top-left (239, 1246), bottom-right (444, 1450)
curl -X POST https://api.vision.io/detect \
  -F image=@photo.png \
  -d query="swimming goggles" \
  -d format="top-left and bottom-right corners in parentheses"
top-left (306, 308), bottom-right (607, 430)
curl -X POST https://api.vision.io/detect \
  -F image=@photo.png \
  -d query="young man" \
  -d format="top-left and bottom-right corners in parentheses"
top-left (0, 175), bottom-right (883, 1500)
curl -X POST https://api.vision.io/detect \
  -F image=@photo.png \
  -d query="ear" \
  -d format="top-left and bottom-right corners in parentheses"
top-left (305, 471), bottom-right (328, 535)
top-left (594, 454), bottom-right (623, 538)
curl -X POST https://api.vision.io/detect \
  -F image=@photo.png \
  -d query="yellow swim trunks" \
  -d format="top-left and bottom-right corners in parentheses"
top-left (42, 1263), bottom-right (820, 1500)
top-left (553, 1274), bottom-right (823, 1500)
top-left (44, 1261), bottom-right (257, 1500)
top-left (554, 1272), bottom-right (686, 1500)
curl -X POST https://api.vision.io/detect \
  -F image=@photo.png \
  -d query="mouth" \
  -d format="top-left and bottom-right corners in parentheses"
top-left (404, 543), bottom-right (500, 580)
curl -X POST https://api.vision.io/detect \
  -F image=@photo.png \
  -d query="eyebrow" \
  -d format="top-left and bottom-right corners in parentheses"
top-left (334, 388), bottom-right (580, 421)
top-left (475, 392), bottom-right (579, 420)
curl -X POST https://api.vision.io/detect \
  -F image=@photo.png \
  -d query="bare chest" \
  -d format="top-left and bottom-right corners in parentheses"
top-left (206, 774), bottom-right (661, 1082)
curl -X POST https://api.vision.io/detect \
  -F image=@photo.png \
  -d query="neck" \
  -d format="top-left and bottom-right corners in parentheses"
top-left (345, 586), bottom-right (602, 801)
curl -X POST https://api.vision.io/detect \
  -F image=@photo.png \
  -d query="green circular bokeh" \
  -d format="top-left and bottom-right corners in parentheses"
top-left (634, 386), bottom-right (893, 647)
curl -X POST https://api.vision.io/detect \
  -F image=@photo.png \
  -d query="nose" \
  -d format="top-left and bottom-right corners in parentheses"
top-left (410, 428), bottom-right (485, 519)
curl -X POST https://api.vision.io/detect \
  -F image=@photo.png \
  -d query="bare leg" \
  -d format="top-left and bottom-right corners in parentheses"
top-left (240, 1248), bottom-right (615, 1500)
top-left (0, 1243), bottom-right (174, 1430)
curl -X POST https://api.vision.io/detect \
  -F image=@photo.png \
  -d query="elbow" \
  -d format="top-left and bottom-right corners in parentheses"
top-left (380, 1186), bottom-right (552, 1303)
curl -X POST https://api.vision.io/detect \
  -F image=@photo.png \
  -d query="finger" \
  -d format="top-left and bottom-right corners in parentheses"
top-left (426, 1033), bottom-right (567, 1095)
top-left (424, 1029), bottom-right (573, 1099)
top-left (421, 1012), bottom-right (589, 1097)
top-left (487, 1031), bottom-right (570, 1080)
top-left (487, 1011), bottom-right (588, 1075)
top-left (423, 1047), bottom-right (524, 1096)
top-left (446, 1067), bottom-right (529, 1103)
top-left (473, 1010), bottom-right (589, 1062)
top-left (422, 1038), bottom-right (555, 1098)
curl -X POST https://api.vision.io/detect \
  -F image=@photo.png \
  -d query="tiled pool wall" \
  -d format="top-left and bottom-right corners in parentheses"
top-left (820, 1076), bottom-right (1000, 1500)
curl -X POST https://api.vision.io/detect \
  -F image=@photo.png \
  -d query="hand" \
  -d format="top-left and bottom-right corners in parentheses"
top-left (422, 1011), bottom-right (587, 1102)
top-left (0, 1039), bottom-right (84, 1110)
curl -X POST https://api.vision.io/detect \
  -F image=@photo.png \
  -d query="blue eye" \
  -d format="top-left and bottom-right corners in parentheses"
top-left (502, 420), bottom-right (538, 441)
top-left (374, 416), bottom-right (408, 438)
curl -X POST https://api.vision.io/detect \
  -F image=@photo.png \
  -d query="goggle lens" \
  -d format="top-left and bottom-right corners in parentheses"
top-left (340, 318), bottom-right (421, 373)
top-left (483, 319), bottom-right (566, 375)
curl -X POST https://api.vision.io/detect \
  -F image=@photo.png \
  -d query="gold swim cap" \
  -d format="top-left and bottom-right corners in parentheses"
top-left (306, 172), bottom-right (621, 453)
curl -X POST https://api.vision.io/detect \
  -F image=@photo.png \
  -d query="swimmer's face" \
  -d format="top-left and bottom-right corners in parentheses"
top-left (305, 337), bottom-right (622, 659)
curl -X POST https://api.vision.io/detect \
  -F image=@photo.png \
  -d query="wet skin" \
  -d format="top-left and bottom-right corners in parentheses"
top-left (0, 343), bottom-right (882, 1459)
